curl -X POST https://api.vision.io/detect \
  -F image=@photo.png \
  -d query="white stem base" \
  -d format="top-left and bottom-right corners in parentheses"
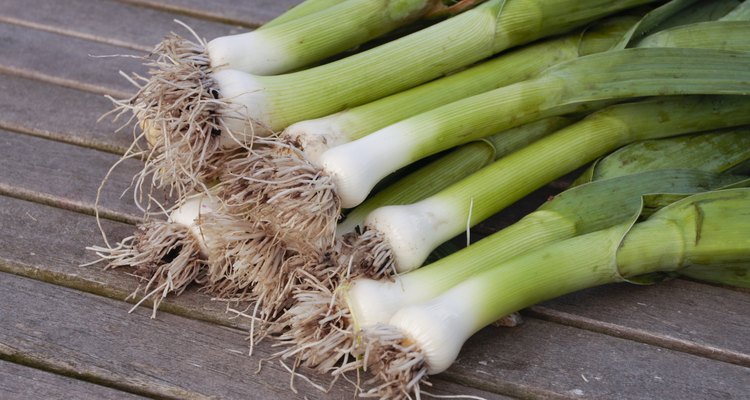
top-left (168, 194), bottom-right (218, 255)
top-left (282, 116), bottom-right (350, 167)
top-left (320, 122), bottom-right (420, 208)
top-left (365, 197), bottom-right (463, 272)
top-left (388, 282), bottom-right (480, 374)
top-left (212, 69), bottom-right (274, 145)
top-left (208, 31), bottom-right (294, 76)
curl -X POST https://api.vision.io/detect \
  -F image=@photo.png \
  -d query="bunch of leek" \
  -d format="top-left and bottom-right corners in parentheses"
top-left (275, 118), bottom-right (750, 374)
top-left (118, 0), bottom-right (658, 198)
top-left (95, 3), bottom-right (750, 397)
top-left (355, 188), bottom-right (750, 398)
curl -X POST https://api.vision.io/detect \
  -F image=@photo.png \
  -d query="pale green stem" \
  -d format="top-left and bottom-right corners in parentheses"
top-left (324, 48), bottom-right (750, 208)
top-left (352, 96), bottom-right (750, 273)
top-left (338, 117), bottom-right (572, 234)
top-left (400, 49), bottom-right (750, 165)
top-left (438, 96), bottom-right (750, 230)
top-left (656, 0), bottom-right (740, 30)
top-left (368, 169), bottom-right (743, 307)
top-left (577, 127), bottom-right (750, 184)
top-left (260, 0), bottom-right (348, 29)
top-left (414, 188), bottom-right (750, 364)
top-left (722, 0), bottom-right (750, 20)
top-left (304, 31), bottom-right (586, 142)
top-left (246, 0), bottom-right (454, 74)
top-left (638, 21), bottom-right (750, 51)
top-left (339, 141), bottom-right (494, 235)
top-left (257, 0), bottom-right (659, 129)
top-left (617, 189), bottom-right (750, 277)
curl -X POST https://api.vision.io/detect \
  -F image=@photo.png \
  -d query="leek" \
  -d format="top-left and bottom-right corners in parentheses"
top-left (276, 165), bottom-right (748, 372)
top-left (575, 127), bottom-right (750, 184)
top-left (637, 21), bottom-right (750, 50)
top-left (88, 194), bottom-right (218, 316)
top-left (722, 0), bottom-right (750, 20)
top-left (321, 48), bottom-right (750, 209)
top-left (356, 96), bottom-right (750, 275)
top-left (280, 17), bottom-right (635, 166)
top-left (260, 0), bottom-right (347, 29)
top-left (358, 188), bottom-right (750, 398)
top-left (125, 0), bottom-right (657, 197)
top-left (337, 117), bottom-right (575, 236)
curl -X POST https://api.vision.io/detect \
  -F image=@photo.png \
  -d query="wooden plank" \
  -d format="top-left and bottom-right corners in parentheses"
top-left (531, 279), bottom-right (750, 366)
top-left (0, 195), bottom-right (236, 328)
top-left (0, 73), bottom-right (131, 154)
top-left (0, 360), bottom-right (146, 400)
top-left (0, 195), bottom-right (506, 399)
top-left (0, 272), bottom-right (352, 400)
top-left (0, 129), bottom-right (153, 223)
top-left (0, 272), bottom-right (505, 400)
top-left (450, 319), bottom-right (750, 400)
top-left (0, 22), bottom-right (145, 97)
top-left (0, 0), bottom-right (247, 52)
top-left (1, 197), bottom-right (748, 399)
top-left (118, 0), bottom-right (303, 28)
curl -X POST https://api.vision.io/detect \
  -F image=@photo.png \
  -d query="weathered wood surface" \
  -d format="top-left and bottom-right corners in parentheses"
top-left (0, 74), bottom-right (132, 153)
top-left (0, 360), bottom-right (147, 400)
top-left (0, 129), bottom-right (148, 222)
top-left (118, 0), bottom-right (303, 28)
top-left (452, 319), bottom-right (750, 400)
top-left (0, 272), bottom-right (505, 400)
top-left (1, 0), bottom-right (748, 398)
top-left (0, 272), bottom-right (354, 400)
top-left (0, 0), bottom-right (246, 51)
top-left (0, 22), bottom-right (144, 96)
top-left (0, 195), bottom-right (240, 329)
top-left (533, 279), bottom-right (750, 366)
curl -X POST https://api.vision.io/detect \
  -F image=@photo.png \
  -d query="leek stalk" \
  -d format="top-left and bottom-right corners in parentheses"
top-left (322, 48), bottom-right (750, 208)
top-left (260, 0), bottom-right (347, 29)
top-left (575, 127), bottom-right (750, 184)
top-left (129, 0), bottom-right (657, 196)
top-left (363, 96), bottom-right (750, 274)
top-left (337, 118), bottom-right (574, 235)
top-left (277, 166), bottom-right (747, 372)
top-left (360, 188), bottom-right (750, 397)
top-left (280, 17), bottom-right (635, 165)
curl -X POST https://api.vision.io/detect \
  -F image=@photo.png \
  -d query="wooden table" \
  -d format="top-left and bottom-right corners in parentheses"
top-left (0, 1), bottom-right (748, 398)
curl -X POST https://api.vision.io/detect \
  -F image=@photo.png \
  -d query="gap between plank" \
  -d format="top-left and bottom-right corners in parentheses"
top-left (0, 65), bottom-right (132, 99)
top-left (0, 184), bottom-right (140, 226)
top-left (0, 16), bottom-right (150, 53)
top-left (0, 122), bottom-right (130, 156)
top-left (0, 350), bottom-right (195, 400)
top-left (0, 355), bottom-right (151, 400)
top-left (116, 0), bottom-right (263, 29)
top-left (527, 306), bottom-right (750, 368)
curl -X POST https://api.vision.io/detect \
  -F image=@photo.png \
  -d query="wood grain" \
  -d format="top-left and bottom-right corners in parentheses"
top-left (0, 195), bottom-right (241, 329)
top-left (118, 0), bottom-right (304, 28)
top-left (0, 73), bottom-right (132, 153)
top-left (0, 129), bottom-right (152, 223)
top-left (0, 0), bottom-right (246, 52)
top-left (0, 272), bottom-right (353, 400)
top-left (449, 319), bottom-right (750, 400)
top-left (0, 272), bottom-right (505, 400)
top-left (0, 360), bottom-right (146, 400)
top-left (0, 22), bottom-right (145, 97)
top-left (532, 279), bottom-right (750, 366)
